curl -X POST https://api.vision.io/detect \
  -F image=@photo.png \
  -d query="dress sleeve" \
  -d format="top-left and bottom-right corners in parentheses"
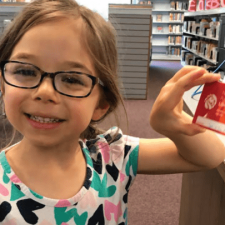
top-left (96, 127), bottom-right (140, 187)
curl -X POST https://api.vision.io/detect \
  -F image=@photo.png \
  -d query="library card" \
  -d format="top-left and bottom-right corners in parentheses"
top-left (193, 81), bottom-right (225, 136)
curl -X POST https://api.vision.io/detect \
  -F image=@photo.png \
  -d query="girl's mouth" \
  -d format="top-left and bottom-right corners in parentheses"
top-left (25, 113), bottom-right (64, 124)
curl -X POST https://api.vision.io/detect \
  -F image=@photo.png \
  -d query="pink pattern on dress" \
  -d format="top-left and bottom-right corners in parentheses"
top-left (10, 174), bottom-right (22, 183)
top-left (55, 199), bottom-right (71, 207)
top-left (0, 183), bottom-right (9, 196)
top-left (2, 218), bottom-right (17, 225)
top-left (111, 145), bottom-right (123, 163)
top-left (124, 135), bottom-right (138, 143)
top-left (104, 200), bottom-right (122, 222)
top-left (98, 142), bottom-right (110, 163)
top-left (79, 190), bottom-right (97, 209)
top-left (120, 171), bottom-right (125, 183)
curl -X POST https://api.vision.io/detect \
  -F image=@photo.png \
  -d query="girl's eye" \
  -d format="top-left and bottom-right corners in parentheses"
top-left (13, 68), bottom-right (37, 77)
top-left (61, 75), bottom-right (85, 86)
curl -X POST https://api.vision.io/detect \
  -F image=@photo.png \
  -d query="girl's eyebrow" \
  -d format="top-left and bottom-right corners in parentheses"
top-left (10, 53), bottom-right (93, 74)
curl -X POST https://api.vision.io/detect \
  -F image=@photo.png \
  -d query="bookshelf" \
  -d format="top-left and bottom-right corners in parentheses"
top-left (151, 0), bottom-right (188, 61)
top-left (181, 9), bottom-right (225, 71)
top-left (180, 10), bottom-right (225, 225)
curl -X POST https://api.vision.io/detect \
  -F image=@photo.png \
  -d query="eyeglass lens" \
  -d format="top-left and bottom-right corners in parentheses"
top-left (3, 62), bottom-right (94, 97)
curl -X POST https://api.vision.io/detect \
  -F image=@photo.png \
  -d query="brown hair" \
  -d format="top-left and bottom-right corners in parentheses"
top-left (0, 0), bottom-right (127, 145)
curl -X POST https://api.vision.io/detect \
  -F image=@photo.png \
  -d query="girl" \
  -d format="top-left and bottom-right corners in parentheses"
top-left (0, 0), bottom-right (224, 224)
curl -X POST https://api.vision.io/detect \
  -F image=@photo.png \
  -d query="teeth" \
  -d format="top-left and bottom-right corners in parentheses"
top-left (30, 115), bottom-right (60, 123)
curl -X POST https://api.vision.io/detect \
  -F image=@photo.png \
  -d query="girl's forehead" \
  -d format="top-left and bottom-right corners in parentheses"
top-left (12, 17), bottom-right (86, 56)
top-left (10, 17), bottom-right (95, 75)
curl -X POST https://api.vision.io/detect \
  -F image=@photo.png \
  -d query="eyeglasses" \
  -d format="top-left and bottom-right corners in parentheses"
top-left (0, 60), bottom-right (104, 98)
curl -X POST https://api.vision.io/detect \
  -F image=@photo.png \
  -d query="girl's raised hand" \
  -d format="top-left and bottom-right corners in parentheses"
top-left (150, 66), bottom-right (221, 138)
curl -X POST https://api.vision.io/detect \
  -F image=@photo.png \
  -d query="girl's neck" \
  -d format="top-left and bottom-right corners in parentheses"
top-left (5, 138), bottom-right (87, 199)
top-left (6, 137), bottom-right (84, 172)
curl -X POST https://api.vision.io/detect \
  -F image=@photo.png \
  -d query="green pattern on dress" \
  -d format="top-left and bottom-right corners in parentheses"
top-left (10, 183), bottom-right (25, 201)
top-left (54, 207), bottom-right (88, 225)
top-left (91, 170), bottom-right (116, 198)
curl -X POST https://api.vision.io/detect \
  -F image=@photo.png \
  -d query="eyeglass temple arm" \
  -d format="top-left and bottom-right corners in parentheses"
top-left (98, 79), bottom-right (104, 87)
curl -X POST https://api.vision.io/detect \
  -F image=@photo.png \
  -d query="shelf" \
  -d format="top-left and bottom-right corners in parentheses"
top-left (152, 44), bottom-right (169, 46)
top-left (152, 9), bottom-right (186, 12)
top-left (150, 0), bottom-right (185, 62)
top-left (183, 31), bottom-right (219, 41)
top-left (152, 33), bottom-right (183, 35)
top-left (184, 8), bottom-right (225, 17)
top-left (152, 44), bottom-right (182, 46)
top-left (0, 2), bottom-right (26, 5)
top-left (152, 53), bottom-right (181, 60)
top-left (182, 46), bottom-right (217, 65)
top-left (0, 4), bottom-right (24, 12)
top-left (153, 21), bottom-right (183, 24)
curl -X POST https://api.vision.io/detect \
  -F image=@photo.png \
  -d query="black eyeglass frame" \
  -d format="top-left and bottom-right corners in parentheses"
top-left (0, 60), bottom-right (104, 98)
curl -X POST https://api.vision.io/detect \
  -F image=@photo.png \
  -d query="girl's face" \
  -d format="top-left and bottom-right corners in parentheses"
top-left (2, 17), bottom-right (108, 147)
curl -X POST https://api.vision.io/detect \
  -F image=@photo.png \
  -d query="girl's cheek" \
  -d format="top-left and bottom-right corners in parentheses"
top-left (4, 88), bottom-right (24, 112)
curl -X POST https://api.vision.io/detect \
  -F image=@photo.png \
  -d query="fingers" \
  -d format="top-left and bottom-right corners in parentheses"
top-left (162, 69), bottom-right (220, 110)
top-left (178, 70), bottom-right (220, 91)
top-left (168, 65), bottom-right (220, 86)
top-left (169, 66), bottom-right (207, 83)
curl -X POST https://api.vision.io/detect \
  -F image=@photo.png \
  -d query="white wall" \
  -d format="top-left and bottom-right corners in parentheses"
top-left (77, 0), bottom-right (131, 19)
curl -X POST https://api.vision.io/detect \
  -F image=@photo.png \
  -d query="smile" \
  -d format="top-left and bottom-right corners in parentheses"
top-left (25, 114), bottom-right (64, 123)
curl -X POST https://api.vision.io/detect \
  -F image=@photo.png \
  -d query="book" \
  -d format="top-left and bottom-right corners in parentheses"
top-left (156, 14), bottom-right (162, 22)
top-left (168, 47), bottom-right (181, 56)
top-left (173, 13), bottom-right (177, 21)
top-left (175, 36), bottom-right (182, 45)
top-left (157, 26), bottom-right (163, 33)
top-left (169, 24), bottom-right (173, 33)
top-left (170, 1), bottom-right (176, 10)
top-left (182, 2), bottom-right (188, 10)
top-left (176, 1), bottom-right (183, 10)
top-left (168, 36), bottom-right (175, 45)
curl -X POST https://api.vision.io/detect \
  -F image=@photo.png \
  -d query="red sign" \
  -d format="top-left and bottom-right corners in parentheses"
top-left (188, 0), bottom-right (197, 11)
top-left (205, 0), bottom-right (220, 9)
top-left (221, 0), bottom-right (225, 7)
top-left (197, 0), bottom-right (205, 10)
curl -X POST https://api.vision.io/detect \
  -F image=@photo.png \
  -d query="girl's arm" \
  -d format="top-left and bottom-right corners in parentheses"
top-left (137, 66), bottom-right (225, 174)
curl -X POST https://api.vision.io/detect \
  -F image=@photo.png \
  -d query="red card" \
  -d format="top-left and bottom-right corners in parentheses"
top-left (193, 81), bottom-right (225, 135)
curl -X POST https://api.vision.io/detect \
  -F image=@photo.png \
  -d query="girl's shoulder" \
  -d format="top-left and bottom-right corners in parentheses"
top-left (85, 126), bottom-right (139, 151)
top-left (81, 127), bottom-right (140, 173)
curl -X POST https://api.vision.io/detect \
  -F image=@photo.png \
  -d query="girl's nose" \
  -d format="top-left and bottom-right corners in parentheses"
top-left (32, 77), bottom-right (60, 103)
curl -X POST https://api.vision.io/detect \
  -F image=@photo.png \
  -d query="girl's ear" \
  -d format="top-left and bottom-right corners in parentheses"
top-left (92, 101), bottom-right (110, 121)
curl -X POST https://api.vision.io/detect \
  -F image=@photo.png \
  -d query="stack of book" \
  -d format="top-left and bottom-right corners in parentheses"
top-left (170, 1), bottom-right (188, 10)
top-left (169, 13), bottom-right (184, 22)
top-left (168, 46), bottom-right (181, 56)
top-left (169, 24), bottom-right (183, 33)
top-left (168, 36), bottom-right (182, 45)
